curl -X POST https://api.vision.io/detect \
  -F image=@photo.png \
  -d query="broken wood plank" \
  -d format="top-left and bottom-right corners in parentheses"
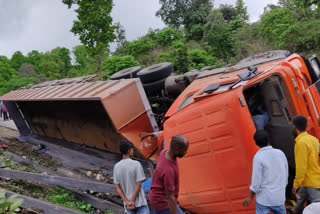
top-left (0, 168), bottom-right (117, 194)
top-left (5, 190), bottom-right (85, 214)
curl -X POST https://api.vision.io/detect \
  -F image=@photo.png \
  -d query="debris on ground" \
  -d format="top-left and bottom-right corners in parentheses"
top-left (0, 126), bottom-right (123, 213)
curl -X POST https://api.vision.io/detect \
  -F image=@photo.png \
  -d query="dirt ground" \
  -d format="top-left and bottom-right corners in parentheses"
top-left (0, 127), bottom-right (60, 170)
top-left (0, 126), bottom-right (118, 213)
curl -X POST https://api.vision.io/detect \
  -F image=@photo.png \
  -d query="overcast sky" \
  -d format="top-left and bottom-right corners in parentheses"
top-left (0, 0), bottom-right (278, 58)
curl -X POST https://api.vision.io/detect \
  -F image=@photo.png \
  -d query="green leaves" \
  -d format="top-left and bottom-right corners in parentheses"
top-left (0, 189), bottom-right (24, 214)
top-left (65, 0), bottom-right (117, 72)
top-left (259, 3), bottom-right (320, 53)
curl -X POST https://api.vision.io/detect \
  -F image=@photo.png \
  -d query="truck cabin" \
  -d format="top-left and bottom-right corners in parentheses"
top-left (162, 52), bottom-right (320, 213)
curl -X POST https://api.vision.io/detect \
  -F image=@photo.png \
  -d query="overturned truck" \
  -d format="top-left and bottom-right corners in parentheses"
top-left (1, 50), bottom-right (320, 213)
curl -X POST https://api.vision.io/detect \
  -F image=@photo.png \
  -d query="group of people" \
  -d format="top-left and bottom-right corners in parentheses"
top-left (113, 115), bottom-right (320, 214)
top-left (113, 135), bottom-right (189, 214)
top-left (0, 102), bottom-right (9, 121)
top-left (242, 115), bottom-right (320, 214)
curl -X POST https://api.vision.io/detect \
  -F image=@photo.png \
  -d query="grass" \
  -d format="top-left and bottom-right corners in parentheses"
top-left (47, 187), bottom-right (93, 212)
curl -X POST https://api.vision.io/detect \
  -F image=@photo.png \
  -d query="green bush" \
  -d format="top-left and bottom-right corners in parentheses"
top-left (127, 39), bottom-right (155, 57)
top-left (171, 41), bottom-right (188, 74)
top-left (155, 27), bottom-right (185, 46)
top-left (157, 53), bottom-right (171, 63)
top-left (0, 77), bottom-right (35, 95)
top-left (188, 49), bottom-right (216, 70)
top-left (102, 55), bottom-right (139, 79)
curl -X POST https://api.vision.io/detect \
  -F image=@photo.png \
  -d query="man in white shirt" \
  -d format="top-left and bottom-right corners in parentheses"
top-left (242, 130), bottom-right (288, 214)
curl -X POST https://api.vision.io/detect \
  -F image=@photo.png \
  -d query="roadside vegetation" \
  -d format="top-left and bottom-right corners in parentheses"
top-left (0, 149), bottom-right (115, 213)
top-left (1, 0), bottom-right (320, 95)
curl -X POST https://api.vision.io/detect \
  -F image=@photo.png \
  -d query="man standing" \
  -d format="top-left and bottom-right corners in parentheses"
top-left (149, 135), bottom-right (189, 214)
top-left (0, 101), bottom-right (2, 119)
top-left (291, 115), bottom-right (320, 214)
top-left (113, 140), bottom-right (149, 214)
top-left (2, 104), bottom-right (8, 121)
top-left (242, 130), bottom-right (288, 214)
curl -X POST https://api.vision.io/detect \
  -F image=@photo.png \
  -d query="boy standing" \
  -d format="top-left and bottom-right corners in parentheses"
top-left (113, 140), bottom-right (149, 214)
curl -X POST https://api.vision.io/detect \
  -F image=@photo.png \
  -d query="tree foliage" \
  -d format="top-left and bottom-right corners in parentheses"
top-left (63, 0), bottom-right (117, 72)
top-left (259, 3), bottom-right (320, 53)
top-left (157, 0), bottom-right (213, 40)
top-left (203, 10), bottom-right (235, 61)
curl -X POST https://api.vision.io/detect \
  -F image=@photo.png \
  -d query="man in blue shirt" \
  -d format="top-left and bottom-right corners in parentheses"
top-left (242, 130), bottom-right (288, 214)
top-left (252, 104), bottom-right (269, 130)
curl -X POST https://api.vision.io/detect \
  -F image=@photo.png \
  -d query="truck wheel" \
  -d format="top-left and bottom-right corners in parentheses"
top-left (165, 75), bottom-right (188, 98)
top-left (137, 62), bottom-right (173, 83)
top-left (184, 70), bottom-right (200, 83)
top-left (143, 77), bottom-right (167, 92)
top-left (109, 66), bottom-right (142, 80)
top-left (200, 66), bottom-right (213, 71)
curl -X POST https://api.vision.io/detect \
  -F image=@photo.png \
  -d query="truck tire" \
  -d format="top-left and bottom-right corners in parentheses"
top-left (165, 75), bottom-right (188, 98)
top-left (200, 66), bottom-right (213, 71)
top-left (184, 70), bottom-right (200, 84)
top-left (109, 66), bottom-right (142, 80)
top-left (143, 77), bottom-right (167, 92)
top-left (137, 62), bottom-right (173, 83)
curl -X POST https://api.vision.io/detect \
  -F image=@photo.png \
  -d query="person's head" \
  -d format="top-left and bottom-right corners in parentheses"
top-left (292, 115), bottom-right (308, 136)
top-left (120, 140), bottom-right (134, 157)
top-left (253, 130), bottom-right (269, 148)
top-left (169, 135), bottom-right (189, 158)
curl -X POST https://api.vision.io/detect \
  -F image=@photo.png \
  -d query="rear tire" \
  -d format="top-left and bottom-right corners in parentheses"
top-left (143, 77), bottom-right (167, 93)
top-left (137, 62), bottom-right (173, 83)
top-left (165, 75), bottom-right (188, 98)
top-left (109, 66), bottom-right (142, 80)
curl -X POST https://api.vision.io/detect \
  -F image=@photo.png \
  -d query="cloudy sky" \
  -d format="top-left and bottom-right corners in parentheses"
top-left (0, 0), bottom-right (278, 58)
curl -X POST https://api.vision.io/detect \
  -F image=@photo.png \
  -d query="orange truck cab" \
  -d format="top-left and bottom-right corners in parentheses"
top-left (162, 52), bottom-right (320, 213)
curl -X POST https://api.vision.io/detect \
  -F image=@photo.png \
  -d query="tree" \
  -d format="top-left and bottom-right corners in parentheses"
top-left (203, 10), bottom-right (235, 62)
top-left (220, 4), bottom-right (237, 22)
top-left (235, 0), bottom-right (249, 22)
top-left (38, 59), bottom-right (60, 80)
top-left (291, 0), bottom-right (320, 8)
top-left (171, 41), bottom-right (189, 73)
top-left (156, 0), bottom-right (213, 40)
top-left (10, 51), bottom-right (27, 71)
top-left (155, 27), bottom-right (185, 46)
top-left (184, 0), bottom-right (213, 40)
top-left (18, 63), bottom-right (36, 78)
top-left (51, 47), bottom-right (72, 77)
top-left (259, 4), bottom-right (320, 53)
top-left (68, 45), bottom-right (97, 77)
top-left (114, 22), bottom-right (126, 46)
top-left (26, 50), bottom-right (43, 74)
top-left (0, 57), bottom-right (16, 81)
top-left (62, 0), bottom-right (117, 72)
top-left (156, 0), bottom-right (190, 28)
